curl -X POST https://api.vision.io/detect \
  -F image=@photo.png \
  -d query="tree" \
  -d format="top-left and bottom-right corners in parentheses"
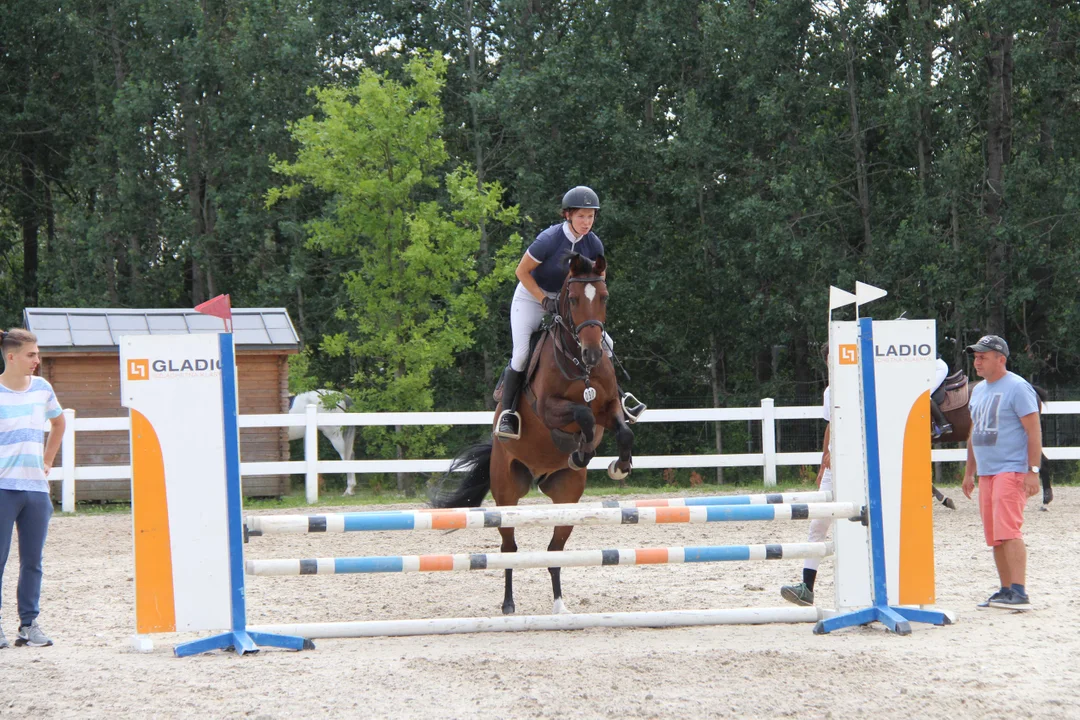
top-left (269, 54), bottom-right (519, 493)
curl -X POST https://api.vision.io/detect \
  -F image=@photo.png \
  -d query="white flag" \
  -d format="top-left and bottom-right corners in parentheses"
top-left (829, 286), bottom-right (857, 310)
top-left (855, 281), bottom-right (887, 306)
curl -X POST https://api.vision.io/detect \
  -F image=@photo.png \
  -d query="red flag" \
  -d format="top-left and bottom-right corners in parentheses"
top-left (195, 294), bottom-right (233, 332)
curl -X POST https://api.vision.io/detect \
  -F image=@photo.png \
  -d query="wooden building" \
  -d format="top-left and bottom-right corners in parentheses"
top-left (24, 307), bottom-right (299, 502)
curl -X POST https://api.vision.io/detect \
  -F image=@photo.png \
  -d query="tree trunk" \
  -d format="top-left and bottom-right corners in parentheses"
top-left (983, 27), bottom-right (1013, 334)
top-left (465, 0), bottom-right (497, 410)
top-left (842, 23), bottom-right (872, 251)
top-left (20, 153), bottom-right (40, 308)
top-left (709, 332), bottom-right (724, 485)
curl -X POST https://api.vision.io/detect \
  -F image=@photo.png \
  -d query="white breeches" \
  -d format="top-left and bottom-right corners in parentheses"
top-left (804, 468), bottom-right (834, 572)
top-left (510, 283), bottom-right (613, 372)
top-left (932, 358), bottom-right (948, 393)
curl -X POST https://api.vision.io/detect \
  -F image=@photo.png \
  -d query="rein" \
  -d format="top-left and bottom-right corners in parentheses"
top-left (548, 274), bottom-right (606, 389)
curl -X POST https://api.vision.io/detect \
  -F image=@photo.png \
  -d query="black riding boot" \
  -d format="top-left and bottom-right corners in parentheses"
top-left (929, 397), bottom-right (952, 438)
top-left (495, 368), bottom-right (526, 439)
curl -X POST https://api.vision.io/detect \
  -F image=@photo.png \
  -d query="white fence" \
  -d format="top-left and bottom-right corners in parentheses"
top-left (49, 399), bottom-right (1080, 512)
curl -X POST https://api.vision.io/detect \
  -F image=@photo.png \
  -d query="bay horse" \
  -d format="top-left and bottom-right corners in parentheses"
top-left (931, 376), bottom-right (1053, 509)
top-left (431, 253), bottom-right (635, 615)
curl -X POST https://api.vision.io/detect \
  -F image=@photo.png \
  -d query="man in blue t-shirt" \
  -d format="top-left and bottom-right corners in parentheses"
top-left (961, 334), bottom-right (1041, 611)
top-left (0, 328), bottom-right (65, 648)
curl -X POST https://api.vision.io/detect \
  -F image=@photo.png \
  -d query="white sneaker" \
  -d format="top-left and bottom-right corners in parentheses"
top-left (15, 620), bottom-right (53, 647)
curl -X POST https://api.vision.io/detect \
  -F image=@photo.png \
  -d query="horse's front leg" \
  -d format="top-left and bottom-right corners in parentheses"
top-left (539, 396), bottom-right (597, 469)
top-left (606, 411), bottom-right (634, 481)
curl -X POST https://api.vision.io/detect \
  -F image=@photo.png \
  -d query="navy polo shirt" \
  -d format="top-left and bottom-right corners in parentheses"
top-left (525, 223), bottom-right (605, 293)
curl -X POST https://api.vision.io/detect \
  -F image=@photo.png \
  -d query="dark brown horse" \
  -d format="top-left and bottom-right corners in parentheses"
top-left (431, 253), bottom-right (635, 615)
top-left (932, 378), bottom-right (1053, 509)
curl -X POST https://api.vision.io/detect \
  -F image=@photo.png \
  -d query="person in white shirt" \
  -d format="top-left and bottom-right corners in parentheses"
top-left (0, 329), bottom-right (64, 648)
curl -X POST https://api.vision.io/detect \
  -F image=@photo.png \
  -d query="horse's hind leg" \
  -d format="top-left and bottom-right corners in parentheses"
top-left (1041, 453), bottom-right (1053, 508)
top-left (539, 468), bottom-right (587, 614)
top-left (492, 457), bottom-right (532, 615)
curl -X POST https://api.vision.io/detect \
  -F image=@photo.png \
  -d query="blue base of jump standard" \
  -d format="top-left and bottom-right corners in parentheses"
top-left (814, 317), bottom-right (950, 636)
top-left (174, 334), bottom-right (312, 657)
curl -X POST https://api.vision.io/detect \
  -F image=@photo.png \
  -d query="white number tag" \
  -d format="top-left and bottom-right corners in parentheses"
top-left (583, 387), bottom-right (597, 403)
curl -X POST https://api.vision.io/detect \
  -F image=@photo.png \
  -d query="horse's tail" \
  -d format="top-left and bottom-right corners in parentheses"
top-left (429, 441), bottom-right (493, 508)
top-left (1033, 383), bottom-right (1049, 408)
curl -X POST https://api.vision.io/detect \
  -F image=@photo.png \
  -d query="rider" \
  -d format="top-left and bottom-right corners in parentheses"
top-left (494, 186), bottom-right (645, 440)
top-left (930, 356), bottom-right (953, 438)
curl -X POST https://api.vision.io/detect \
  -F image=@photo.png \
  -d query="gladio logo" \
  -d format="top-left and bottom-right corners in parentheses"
top-left (838, 345), bottom-right (858, 365)
top-left (127, 359), bottom-right (149, 381)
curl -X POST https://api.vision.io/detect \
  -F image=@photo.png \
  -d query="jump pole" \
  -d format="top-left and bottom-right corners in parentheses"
top-left (246, 541), bottom-right (835, 576)
top-left (249, 607), bottom-right (828, 639)
top-left (245, 502), bottom-right (861, 535)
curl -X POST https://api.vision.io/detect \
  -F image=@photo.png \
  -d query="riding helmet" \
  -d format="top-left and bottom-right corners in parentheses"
top-left (561, 186), bottom-right (600, 211)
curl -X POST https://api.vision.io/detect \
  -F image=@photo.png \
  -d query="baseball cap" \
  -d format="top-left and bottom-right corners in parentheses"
top-left (965, 334), bottom-right (1009, 358)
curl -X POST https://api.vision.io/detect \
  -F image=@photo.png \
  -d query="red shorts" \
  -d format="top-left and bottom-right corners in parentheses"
top-left (978, 472), bottom-right (1028, 547)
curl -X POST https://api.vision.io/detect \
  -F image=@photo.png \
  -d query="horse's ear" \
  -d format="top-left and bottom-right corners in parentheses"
top-left (569, 252), bottom-right (588, 275)
top-left (593, 254), bottom-right (606, 276)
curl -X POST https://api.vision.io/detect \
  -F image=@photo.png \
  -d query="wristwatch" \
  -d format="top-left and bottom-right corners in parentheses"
top-left (1030, 465), bottom-right (1040, 474)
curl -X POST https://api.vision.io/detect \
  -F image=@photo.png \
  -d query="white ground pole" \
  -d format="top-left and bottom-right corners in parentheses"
top-left (249, 607), bottom-right (832, 639)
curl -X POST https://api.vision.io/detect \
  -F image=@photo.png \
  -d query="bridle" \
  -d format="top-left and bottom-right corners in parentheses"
top-left (549, 274), bottom-right (606, 384)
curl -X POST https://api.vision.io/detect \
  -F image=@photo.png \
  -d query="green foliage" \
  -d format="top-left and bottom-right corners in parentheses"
top-left (271, 54), bottom-right (519, 458)
top-left (3, 0), bottom-right (1080, 469)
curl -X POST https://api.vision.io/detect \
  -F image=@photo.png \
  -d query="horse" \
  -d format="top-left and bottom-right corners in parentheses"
top-left (431, 253), bottom-right (635, 615)
top-left (288, 389), bottom-right (358, 495)
top-left (931, 375), bottom-right (1053, 510)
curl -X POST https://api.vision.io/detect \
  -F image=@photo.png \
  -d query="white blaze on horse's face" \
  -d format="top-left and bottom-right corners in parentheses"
top-left (584, 283), bottom-right (597, 303)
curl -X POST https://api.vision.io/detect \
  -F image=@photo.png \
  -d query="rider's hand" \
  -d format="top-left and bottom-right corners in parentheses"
top-left (542, 297), bottom-right (558, 314)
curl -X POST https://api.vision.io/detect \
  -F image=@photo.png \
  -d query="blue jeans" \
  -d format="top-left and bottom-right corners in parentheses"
top-left (0, 489), bottom-right (53, 626)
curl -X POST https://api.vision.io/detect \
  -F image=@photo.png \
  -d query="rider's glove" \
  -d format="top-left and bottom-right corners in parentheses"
top-left (542, 297), bottom-right (558, 314)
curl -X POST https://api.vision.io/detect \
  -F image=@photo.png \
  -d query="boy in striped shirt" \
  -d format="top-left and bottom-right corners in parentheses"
top-left (0, 328), bottom-right (65, 648)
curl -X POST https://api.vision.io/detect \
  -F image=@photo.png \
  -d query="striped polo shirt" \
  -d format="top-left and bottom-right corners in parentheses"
top-left (0, 376), bottom-right (63, 493)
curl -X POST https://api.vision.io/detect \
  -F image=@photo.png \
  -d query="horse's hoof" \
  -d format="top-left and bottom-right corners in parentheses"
top-left (502, 603), bottom-right (516, 615)
top-left (343, 488), bottom-right (354, 497)
top-left (552, 598), bottom-right (571, 615)
top-left (944, 498), bottom-right (956, 510)
top-left (568, 454), bottom-right (587, 471)
top-left (1043, 487), bottom-right (1053, 505)
top-left (607, 459), bottom-right (630, 481)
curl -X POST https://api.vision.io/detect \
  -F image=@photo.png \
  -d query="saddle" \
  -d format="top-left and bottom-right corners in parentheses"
top-left (940, 371), bottom-right (971, 413)
top-left (491, 326), bottom-right (587, 455)
top-left (492, 328), bottom-right (547, 402)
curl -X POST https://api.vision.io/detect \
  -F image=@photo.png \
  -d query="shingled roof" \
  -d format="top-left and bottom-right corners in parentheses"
top-left (23, 307), bottom-right (299, 353)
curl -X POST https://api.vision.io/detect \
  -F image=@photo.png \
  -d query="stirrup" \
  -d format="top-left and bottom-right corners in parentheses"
top-left (621, 392), bottom-right (646, 424)
top-left (494, 409), bottom-right (522, 440)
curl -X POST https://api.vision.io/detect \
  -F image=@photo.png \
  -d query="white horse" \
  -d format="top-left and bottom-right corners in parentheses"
top-left (287, 390), bottom-right (358, 495)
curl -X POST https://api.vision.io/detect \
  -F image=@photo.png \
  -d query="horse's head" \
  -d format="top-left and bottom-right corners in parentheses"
top-left (561, 253), bottom-right (608, 369)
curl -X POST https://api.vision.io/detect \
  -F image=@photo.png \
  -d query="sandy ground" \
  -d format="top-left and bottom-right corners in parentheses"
top-left (1, 486), bottom-right (1077, 720)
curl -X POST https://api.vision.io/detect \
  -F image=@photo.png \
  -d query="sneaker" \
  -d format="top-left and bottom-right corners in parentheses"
top-left (976, 589), bottom-right (1008, 609)
top-left (780, 582), bottom-right (815, 606)
top-left (0, 625), bottom-right (8, 649)
top-left (494, 410), bottom-right (521, 440)
top-left (989, 589), bottom-right (1032, 611)
top-left (15, 621), bottom-right (53, 647)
